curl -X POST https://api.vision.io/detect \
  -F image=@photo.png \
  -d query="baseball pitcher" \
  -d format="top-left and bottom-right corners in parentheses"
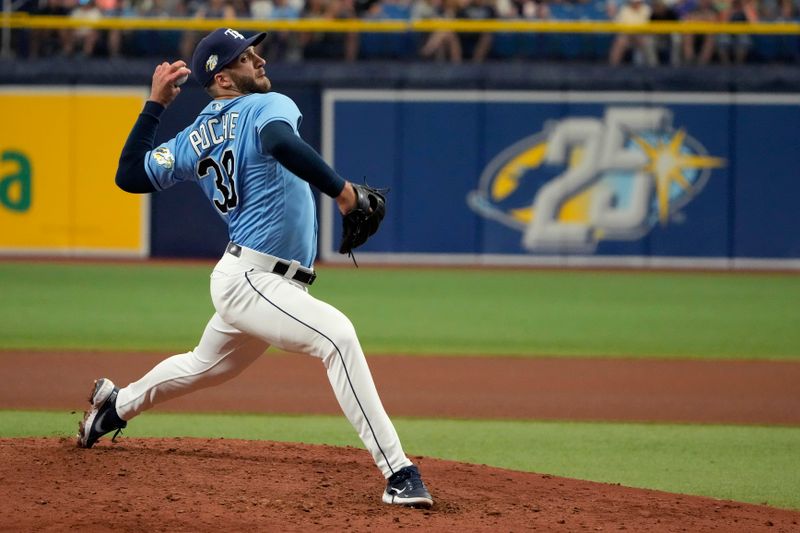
top-left (76, 27), bottom-right (432, 509)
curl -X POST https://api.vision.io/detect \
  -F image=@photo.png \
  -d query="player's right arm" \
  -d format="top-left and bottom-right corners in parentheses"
top-left (115, 61), bottom-right (191, 194)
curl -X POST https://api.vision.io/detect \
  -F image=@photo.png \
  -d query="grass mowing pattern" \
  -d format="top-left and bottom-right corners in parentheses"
top-left (5, 410), bottom-right (799, 510)
top-left (1, 262), bottom-right (799, 359)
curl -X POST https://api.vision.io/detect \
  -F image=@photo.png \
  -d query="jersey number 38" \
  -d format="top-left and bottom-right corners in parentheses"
top-left (199, 149), bottom-right (238, 214)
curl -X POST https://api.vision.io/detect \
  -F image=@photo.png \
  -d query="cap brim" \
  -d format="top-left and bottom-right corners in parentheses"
top-left (235, 32), bottom-right (267, 61)
top-left (250, 32), bottom-right (267, 48)
top-left (221, 32), bottom-right (268, 71)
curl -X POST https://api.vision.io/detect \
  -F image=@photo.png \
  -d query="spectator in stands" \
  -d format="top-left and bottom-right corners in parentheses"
top-left (494, 0), bottom-right (548, 61)
top-left (716, 0), bottom-right (758, 63)
top-left (500, 0), bottom-right (548, 18)
top-left (650, 0), bottom-right (681, 65)
top-left (415, 0), bottom-right (462, 62)
top-left (10, 0), bottom-right (39, 58)
top-left (258, 0), bottom-right (304, 62)
top-left (681, 0), bottom-right (718, 64)
top-left (776, 0), bottom-right (798, 20)
top-left (65, 0), bottom-right (103, 57)
top-left (299, 0), bottom-right (359, 61)
top-left (30, 0), bottom-right (72, 58)
top-left (180, 0), bottom-right (237, 60)
top-left (250, 0), bottom-right (272, 17)
top-left (340, 0), bottom-right (362, 61)
top-left (134, 0), bottom-right (187, 58)
top-left (95, 0), bottom-right (123, 58)
top-left (758, 0), bottom-right (779, 19)
top-left (355, 0), bottom-right (381, 14)
top-left (608, 0), bottom-right (657, 65)
top-left (456, 0), bottom-right (498, 62)
top-left (357, 0), bottom-right (415, 60)
top-left (775, 0), bottom-right (800, 61)
top-left (299, 0), bottom-right (330, 58)
top-left (231, 0), bottom-right (251, 15)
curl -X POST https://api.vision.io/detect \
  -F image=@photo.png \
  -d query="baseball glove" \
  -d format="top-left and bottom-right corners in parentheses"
top-left (339, 183), bottom-right (387, 256)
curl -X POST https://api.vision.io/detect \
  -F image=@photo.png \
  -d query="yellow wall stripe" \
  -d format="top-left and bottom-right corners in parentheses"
top-left (4, 14), bottom-right (799, 35)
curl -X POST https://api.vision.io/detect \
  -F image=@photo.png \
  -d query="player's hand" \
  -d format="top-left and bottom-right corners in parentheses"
top-left (149, 60), bottom-right (191, 108)
top-left (335, 182), bottom-right (358, 215)
top-left (338, 182), bottom-right (387, 256)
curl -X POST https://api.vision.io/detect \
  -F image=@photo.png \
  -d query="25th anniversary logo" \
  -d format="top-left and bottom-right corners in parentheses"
top-left (468, 107), bottom-right (724, 254)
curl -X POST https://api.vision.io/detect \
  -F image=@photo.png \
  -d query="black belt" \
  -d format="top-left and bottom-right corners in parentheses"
top-left (226, 242), bottom-right (316, 286)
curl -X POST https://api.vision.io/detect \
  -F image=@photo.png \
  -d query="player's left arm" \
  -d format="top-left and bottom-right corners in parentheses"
top-left (115, 60), bottom-right (191, 194)
top-left (259, 121), bottom-right (357, 213)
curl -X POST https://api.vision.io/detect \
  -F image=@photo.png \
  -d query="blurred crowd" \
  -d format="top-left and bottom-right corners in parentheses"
top-left (10, 0), bottom-right (800, 65)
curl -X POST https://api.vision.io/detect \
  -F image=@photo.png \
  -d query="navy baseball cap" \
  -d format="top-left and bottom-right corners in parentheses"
top-left (191, 28), bottom-right (267, 87)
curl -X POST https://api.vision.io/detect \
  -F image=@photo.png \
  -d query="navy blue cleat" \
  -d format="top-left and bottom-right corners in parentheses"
top-left (77, 378), bottom-right (127, 448)
top-left (382, 465), bottom-right (433, 508)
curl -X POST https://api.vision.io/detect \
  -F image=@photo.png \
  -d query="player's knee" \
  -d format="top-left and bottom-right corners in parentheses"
top-left (322, 315), bottom-right (359, 353)
top-left (188, 348), bottom-right (232, 376)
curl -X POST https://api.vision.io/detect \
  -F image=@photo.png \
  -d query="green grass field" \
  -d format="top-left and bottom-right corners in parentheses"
top-left (1, 262), bottom-right (799, 358)
top-left (4, 410), bottom-right (799, 510)
top-left (1, 261), bottom-right (799, 510)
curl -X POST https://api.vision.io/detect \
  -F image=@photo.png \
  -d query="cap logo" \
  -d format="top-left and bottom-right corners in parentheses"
top-left (224, 29), bottom-right (245, 40)
top-left (205, 54), bottom-right (218, 72)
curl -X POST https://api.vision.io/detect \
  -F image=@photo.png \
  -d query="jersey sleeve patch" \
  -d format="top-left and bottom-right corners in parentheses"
top-left (144, 138), bottom-right (185, 191)
top-left (152, 146), bottom-right (175, 170)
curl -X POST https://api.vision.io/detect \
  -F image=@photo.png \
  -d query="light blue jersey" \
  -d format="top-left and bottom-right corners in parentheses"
top-left (144, 92), bottom-right (317, 267)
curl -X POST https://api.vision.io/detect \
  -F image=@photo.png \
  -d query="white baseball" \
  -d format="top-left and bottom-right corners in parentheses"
top-left (175, 74), bottom-right (189, 87)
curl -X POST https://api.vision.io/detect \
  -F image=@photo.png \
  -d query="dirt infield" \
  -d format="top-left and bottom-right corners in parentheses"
top-left (2, 350), bottom-right (800, 424)
top-left (1, 438), bottom-right (798, 532)
top-left (2, 350), bottom-right (800, 531)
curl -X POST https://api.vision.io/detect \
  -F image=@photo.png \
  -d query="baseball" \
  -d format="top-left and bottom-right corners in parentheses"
top-left (175, 73), bottom-right (189, 87)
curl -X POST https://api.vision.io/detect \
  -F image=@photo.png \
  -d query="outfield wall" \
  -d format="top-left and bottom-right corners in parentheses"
top-left (0, 87), bottom-right (150, 257)
top-left (0, 62), bottom-right (798, 267)
top-left (320, 90), bottom-right (800, 269)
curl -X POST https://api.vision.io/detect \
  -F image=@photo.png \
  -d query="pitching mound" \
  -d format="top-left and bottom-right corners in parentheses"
top-left (1, 438), bottom-right (797, 532)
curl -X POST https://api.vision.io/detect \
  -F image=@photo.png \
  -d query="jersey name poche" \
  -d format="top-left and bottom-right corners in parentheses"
top-left (144, 92), bottom-right (317, 268)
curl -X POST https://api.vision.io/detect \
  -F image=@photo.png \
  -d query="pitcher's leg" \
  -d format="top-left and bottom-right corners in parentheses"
top-left (115, 313), bottom-right (268, 420)
top-left (318, 317), bottom-right (413, 477)
top-left (230, 271), bottom-right (412, 478)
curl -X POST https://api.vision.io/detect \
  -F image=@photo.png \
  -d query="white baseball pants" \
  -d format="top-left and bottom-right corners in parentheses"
top-left (114, 249), bottom-right (412, 478)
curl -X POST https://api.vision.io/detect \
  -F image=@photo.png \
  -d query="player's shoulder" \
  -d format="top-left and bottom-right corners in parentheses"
top-left (244, 92), bottom-right (296, 108)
